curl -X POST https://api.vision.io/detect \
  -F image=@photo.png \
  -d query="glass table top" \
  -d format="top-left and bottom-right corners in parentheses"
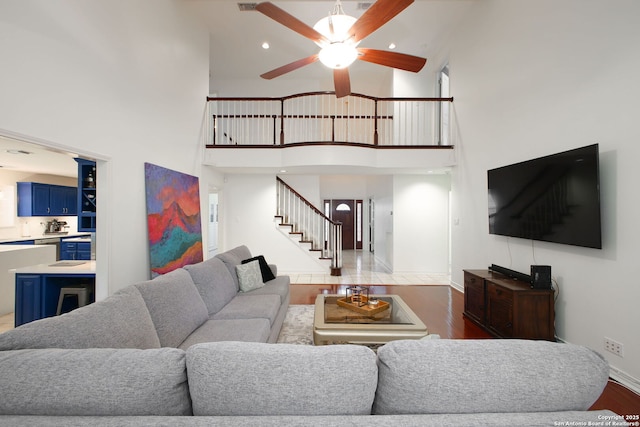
top-left (322, 295), bottom-right (415, 325)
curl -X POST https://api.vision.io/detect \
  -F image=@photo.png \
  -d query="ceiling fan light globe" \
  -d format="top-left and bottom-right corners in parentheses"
top-left (313, 14), bottom-right (357, 46)
top-left (318, 43), bottom-right (358, 69)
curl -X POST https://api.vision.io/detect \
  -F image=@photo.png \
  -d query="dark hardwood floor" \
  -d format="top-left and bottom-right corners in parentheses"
top-left (290, 284), bottom-right (640, 415)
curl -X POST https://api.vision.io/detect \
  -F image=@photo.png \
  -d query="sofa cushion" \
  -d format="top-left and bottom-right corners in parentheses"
top-left (242, 255), bottom-right (276, 282)
top-left (212, 294), bottom-right (280, 325)
top-left (0, 347), bottom-right (191, 416)
top-left (178, 318), bottom-right (271, 350)
top-left (134, 268), bottom-right (208, 348)
top-left (237, 275), bottom-right (290, 304)
top-left (236, 260), bottom-right (265, 292)
top-left (184, 257), bottom-right (237, 315)
top-left (186, 342), bottom-right (378, 416)
top-left (216, 245), bottom-right (253, 290)
top-left (373, 339), bottom-right (610, 415)
top-left (0, 286), bottom-right (160, 350)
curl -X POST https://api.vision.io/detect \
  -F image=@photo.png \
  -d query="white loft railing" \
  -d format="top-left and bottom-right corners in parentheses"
top-left (276, 177), bottom-right (342, 276)
top-left (207, 92), bottom-right (453, 147)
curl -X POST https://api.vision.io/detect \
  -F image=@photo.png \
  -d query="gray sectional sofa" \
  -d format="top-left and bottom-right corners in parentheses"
top-left (0, 245), bottom-right (290, 350)
top-left (0, 339), bottom-right (622, 425)
top-left (0, 245), bottom-right (622, 424)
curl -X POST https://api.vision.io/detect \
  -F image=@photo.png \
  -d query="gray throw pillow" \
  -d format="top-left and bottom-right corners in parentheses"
top-left (241, 255), bottom-right (276, 282)
top-left (236, 260), bottom-right (264, 292)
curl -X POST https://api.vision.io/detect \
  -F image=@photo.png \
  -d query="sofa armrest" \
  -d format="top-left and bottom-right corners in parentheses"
top-left (268, 264), bottom-right (277, 277)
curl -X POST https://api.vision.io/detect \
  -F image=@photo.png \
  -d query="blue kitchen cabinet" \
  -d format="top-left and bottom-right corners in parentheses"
top-left (17, 182), bottom-right (77, 216)
top-left (15, 275), bottom-right (42, 326)
top-left (60, 240), bottom-right (91, 260)
top-left (75, 159), bottom-right (96, 232)
top-left (15, 272), bottom-right (95, 326)
top-left (50, 185), bottom-right (78, 215)
top-left (76, 242), bottom-right (91, 260)
top-left (60, 242), bottom-right (77, 260)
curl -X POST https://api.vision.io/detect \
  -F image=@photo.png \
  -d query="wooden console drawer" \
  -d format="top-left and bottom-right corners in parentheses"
top-left (486, 282), bottom-right (514, 338)
top-left (463, 272), bottom-right (485, 325)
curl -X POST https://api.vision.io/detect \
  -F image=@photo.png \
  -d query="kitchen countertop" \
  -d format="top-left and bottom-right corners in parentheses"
top-left (11, 260), bottom-right (96, 275)
top-left (0, 233), bottom-right (91, 244)
top-left (0, 245), bottom-right (54, 253)
top-left (61, 237), bottom-right (92, 243)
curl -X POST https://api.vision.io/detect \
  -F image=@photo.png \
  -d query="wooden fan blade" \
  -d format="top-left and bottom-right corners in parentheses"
top-left (333, 68), bottom-right (351, 98)
top-left (260, 55), bottom-right (319, 80)
top-left (348, 0), bottom-right (414, 43)
top-left (357, 48), bottom-right (426, 73)
top-left (256, 2), bottom-right (329, 45)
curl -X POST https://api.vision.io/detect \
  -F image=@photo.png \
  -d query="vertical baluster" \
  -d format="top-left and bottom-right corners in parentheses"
top-left (232, 101), bottom-right (237, 145)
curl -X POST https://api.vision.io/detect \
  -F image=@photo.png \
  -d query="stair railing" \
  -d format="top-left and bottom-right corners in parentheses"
top-left (276, 177), bottom-right (342, 276)
top-left (207, 92), bottom-right (454, 147)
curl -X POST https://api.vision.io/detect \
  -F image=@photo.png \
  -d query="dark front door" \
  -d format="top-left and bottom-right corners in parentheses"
top-left (331, 199), bottom-right (355, 250)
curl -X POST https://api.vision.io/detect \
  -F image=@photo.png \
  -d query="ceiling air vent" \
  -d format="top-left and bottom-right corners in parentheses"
top-left (238, 3), bottom-right (258, 11)
top-left (357, 2), bottom-right (373, 10)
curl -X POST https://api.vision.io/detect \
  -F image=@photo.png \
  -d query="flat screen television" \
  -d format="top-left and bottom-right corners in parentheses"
top-left (488, 144), bottom-right (602, 249)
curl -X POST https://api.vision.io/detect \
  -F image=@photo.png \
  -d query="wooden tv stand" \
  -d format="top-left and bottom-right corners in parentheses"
top-left (463, 269), bottom-right (555, 341)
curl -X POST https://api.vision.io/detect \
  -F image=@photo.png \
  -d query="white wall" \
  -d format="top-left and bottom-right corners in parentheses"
top-left (220, 174), bottom-right (326, 273)
top-left (281, 175), bottom-right (322, 210)
top-left (0, 1), bottom-right (210, 297)
top-left (393, 174), bottom-right (450, 273)
top-left (211, 71), bottom-right (393, 98)
top-left (449, 0), bottom-right (640, 387)
top-left (366, 175), bottom-right (394, 270)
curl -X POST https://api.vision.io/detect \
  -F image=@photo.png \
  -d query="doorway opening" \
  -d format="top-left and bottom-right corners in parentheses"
top-left (324, 199), bottom-right (363, 250)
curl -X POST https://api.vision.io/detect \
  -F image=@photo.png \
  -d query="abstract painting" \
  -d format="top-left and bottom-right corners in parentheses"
top-left (144, 163), bottom-right (203, 277)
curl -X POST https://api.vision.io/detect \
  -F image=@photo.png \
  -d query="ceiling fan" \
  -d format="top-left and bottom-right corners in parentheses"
top-left (255, 0), bottom-right (427, 98)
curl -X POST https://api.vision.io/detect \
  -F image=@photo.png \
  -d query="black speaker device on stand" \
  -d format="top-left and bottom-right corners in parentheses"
top-left (530, 265), bottom-right (552, 289)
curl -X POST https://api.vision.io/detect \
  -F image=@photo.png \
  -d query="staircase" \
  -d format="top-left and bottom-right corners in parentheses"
top-left (275, 177), bottom-right (342, 275)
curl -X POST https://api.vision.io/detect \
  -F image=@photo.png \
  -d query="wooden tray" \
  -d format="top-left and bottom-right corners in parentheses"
top-left (336, 297), bottom-right (390, 315)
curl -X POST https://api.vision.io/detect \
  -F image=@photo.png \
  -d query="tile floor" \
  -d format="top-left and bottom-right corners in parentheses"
top-left (283, 250), bottom-right (451, 286)
top-left (0, 250), bottom-right (450, 334)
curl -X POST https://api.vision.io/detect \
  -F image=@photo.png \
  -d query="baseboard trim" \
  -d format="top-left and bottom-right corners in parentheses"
top-left (609, 366), bottom-right (640, 396)
top-left (450, 280), bottom-right (463, 293)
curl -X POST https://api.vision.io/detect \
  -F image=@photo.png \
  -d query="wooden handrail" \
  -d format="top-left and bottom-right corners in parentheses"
top-left (277, 176), bottom-right (337, 226)
top-left (208, 92), bottom-right (454, 147)
top-left (207, 92), bottom-right (454, 103)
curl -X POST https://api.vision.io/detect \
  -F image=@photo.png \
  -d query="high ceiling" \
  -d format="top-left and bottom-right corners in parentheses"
top-left (0, 136), bottom-right (78, 178)
top-left (2, 0), bottom-right (476, 177)
top-left (182, 0), bottom-right (476, 92)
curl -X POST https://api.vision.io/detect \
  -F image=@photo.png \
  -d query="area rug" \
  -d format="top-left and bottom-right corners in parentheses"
top-left (275, 304), bottom-right (438, 346)
top-left (276, 305), bottom-right (314, 345)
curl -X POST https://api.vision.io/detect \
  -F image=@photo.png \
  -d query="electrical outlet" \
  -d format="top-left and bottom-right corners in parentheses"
top-left (604, 337), bottom-right (624, 357)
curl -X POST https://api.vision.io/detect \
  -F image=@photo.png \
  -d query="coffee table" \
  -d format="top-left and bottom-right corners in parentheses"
top-left (313, 294), bottom-right (429, 345)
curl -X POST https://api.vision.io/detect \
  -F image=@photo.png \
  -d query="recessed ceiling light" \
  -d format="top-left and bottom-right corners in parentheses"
top-left (262, 42), bottom-right (270, 49)
top-left (279, 169), bottom-right (287, 173)
top-left (388, 43), bottom-right (396, 50)
top-left (237, 3), bottom-right (258, 12)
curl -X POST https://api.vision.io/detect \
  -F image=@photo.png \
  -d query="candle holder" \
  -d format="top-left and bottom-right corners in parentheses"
top-left (345, 285), bottom-right (369, 307)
